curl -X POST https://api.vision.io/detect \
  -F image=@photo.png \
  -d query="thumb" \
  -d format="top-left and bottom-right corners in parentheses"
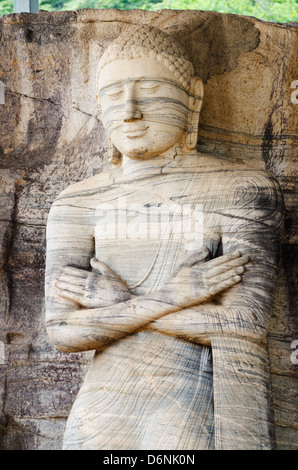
top-left (171, 247), bottom-right (210, 276)
top-left (180, 247), bottom-right (210, 269)
top-left (90, 257), bottom-right (117, 277)
top-left (187, 247), bottom-right (210, 266)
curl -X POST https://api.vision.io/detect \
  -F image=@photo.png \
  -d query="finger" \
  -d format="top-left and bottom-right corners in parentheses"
top-left (208, 265), bottom-right (245, 285)
top-left (55, 280), bottom-right (85, 295)
top-left (208, 275), bottom-right (242, 295)
top-left (58, 274), bottom-right (86, 286)
top-left (205, 251), bottom-right (242, 269)
top-left (56, 289), bottom-right (83, 304)
top-left (206, 256), bottom-right (249, 279)
top-left (90, 257), bottom-right (118, 277)
top-left (61, 266), bottom-right (89, 278)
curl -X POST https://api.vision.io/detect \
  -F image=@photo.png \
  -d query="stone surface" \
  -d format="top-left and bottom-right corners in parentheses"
top-left (45, 24), bottom-right (284, 450)
top-left (0, 9), bottom-right (297, 450)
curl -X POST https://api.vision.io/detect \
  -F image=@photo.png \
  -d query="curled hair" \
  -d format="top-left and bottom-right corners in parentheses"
top-left (96, 24), bottom-right (194, 90)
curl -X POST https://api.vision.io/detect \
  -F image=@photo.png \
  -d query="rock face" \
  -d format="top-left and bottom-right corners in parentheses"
top-left (0, 9), bottom-right (297, 450)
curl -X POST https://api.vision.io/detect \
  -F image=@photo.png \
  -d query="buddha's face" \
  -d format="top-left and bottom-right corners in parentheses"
top-left (97, 58), bottom-right (191, 160)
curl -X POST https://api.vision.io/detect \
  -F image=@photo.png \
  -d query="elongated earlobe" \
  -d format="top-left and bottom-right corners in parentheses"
top-left (107, 136), bottom-right (122, 165)
top-left (97, 93), bottom-right (121, 165)
top-left (181, 77), bottom-right (204, 152)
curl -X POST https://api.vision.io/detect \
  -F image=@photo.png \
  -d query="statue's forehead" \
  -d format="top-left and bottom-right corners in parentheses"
top-left (98, 57), bottom-right (177, 89)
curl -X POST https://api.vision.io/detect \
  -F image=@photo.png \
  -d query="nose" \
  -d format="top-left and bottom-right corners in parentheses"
top-left (124, 101), bottom-right (143, 122)
top-left (123, 84), bottom-right (143, 122)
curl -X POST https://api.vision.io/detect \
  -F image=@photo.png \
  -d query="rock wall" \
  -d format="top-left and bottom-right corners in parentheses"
top-left (0, 9), bottom-right (297, 450)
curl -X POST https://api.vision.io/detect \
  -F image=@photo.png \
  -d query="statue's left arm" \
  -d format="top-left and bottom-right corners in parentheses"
top-left (149, 171), bottom-right (284, 343)
top-left (149, 171), bottom-right (284, 450)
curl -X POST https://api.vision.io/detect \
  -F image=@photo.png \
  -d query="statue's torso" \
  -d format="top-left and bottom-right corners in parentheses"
top-left (63, 167), bottom-right (219, 449)
top-left (61, 156), bottom-right (276, 450)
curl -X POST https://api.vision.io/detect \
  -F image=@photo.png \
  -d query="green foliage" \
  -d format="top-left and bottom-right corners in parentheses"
top-left (0, 0), bottom-right (154, 14)
top-left (148, 0), bottom-right (298, 22)
top-left (0, 0), bottom-right (13, 16)
top-left (40, 0), bottom-right (158, 10)
top-left (0, 0), bottom-right (297, 22)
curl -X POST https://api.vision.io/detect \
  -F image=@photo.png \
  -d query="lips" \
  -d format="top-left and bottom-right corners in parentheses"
top-left (123, 125), bottom-right (149, 138)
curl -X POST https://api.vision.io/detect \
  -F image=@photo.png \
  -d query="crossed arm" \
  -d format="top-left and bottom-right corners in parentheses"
top-left (46, 244), bottom-right (248, 352)
top-left (45, 173), bottom-right (283, 353)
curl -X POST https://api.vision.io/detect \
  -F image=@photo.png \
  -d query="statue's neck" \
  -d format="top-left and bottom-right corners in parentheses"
top-left (121, 147), bottom-right (194, 179)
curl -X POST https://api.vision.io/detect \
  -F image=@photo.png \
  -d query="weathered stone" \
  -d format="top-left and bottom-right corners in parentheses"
top-left (0, 9), bottom-right (297, 450)
top-left (0, 417), bottom-right (66, 450)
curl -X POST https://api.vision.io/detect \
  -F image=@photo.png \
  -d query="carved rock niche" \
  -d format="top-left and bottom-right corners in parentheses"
top-left (0, 9), bottom-right (297, 451)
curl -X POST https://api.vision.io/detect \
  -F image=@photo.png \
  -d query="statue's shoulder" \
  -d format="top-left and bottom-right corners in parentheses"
top-left (195, 156), bottom-right (284, 225)
top-left (224, 167), bottom-right (283, 208)
top-left (53, 167), bottom-right (120, 203)
top-left (222, 166), bottom-right (284, 228)
top-left (195, 155), bottom-right (282, 193)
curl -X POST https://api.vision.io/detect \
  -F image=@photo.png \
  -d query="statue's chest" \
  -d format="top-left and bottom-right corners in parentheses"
top-left (94, 175), bottom-right (221, 293)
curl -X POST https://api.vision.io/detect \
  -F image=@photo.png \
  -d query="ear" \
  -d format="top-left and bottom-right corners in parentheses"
top-left (106, 135), bottom-right (122, 165)
top-left (96, 92), bottom-right (120, 164)
top-left (182, 77), bottom-right (204, 152)
top-left (189, 77), bottom-right (204, 113)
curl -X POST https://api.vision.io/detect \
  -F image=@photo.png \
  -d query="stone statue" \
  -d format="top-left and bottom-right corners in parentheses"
top-left (45, 25), bottom-right (284, 450)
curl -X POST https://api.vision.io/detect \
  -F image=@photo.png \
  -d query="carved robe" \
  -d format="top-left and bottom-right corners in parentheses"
top-left (45, 154), bottom-right (283, 449)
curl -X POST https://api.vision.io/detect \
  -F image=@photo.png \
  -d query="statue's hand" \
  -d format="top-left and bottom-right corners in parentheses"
top-left (55, 258), bottom-right (132, 308)
top-left (160, 248), bottom-right (249, 307)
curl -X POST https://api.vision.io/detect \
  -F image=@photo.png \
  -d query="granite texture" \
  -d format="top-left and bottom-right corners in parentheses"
top-left (0, 9), bottom-right (297, 450)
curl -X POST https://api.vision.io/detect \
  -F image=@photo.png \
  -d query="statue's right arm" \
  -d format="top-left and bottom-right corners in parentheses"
top-left (45, 198), bottom-right (174, 353)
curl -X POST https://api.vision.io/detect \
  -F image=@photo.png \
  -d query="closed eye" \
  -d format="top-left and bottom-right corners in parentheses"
top-left (140, 82), bottom-right (160, 93)
top-left (105, 88), bottom-right (123, 100)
